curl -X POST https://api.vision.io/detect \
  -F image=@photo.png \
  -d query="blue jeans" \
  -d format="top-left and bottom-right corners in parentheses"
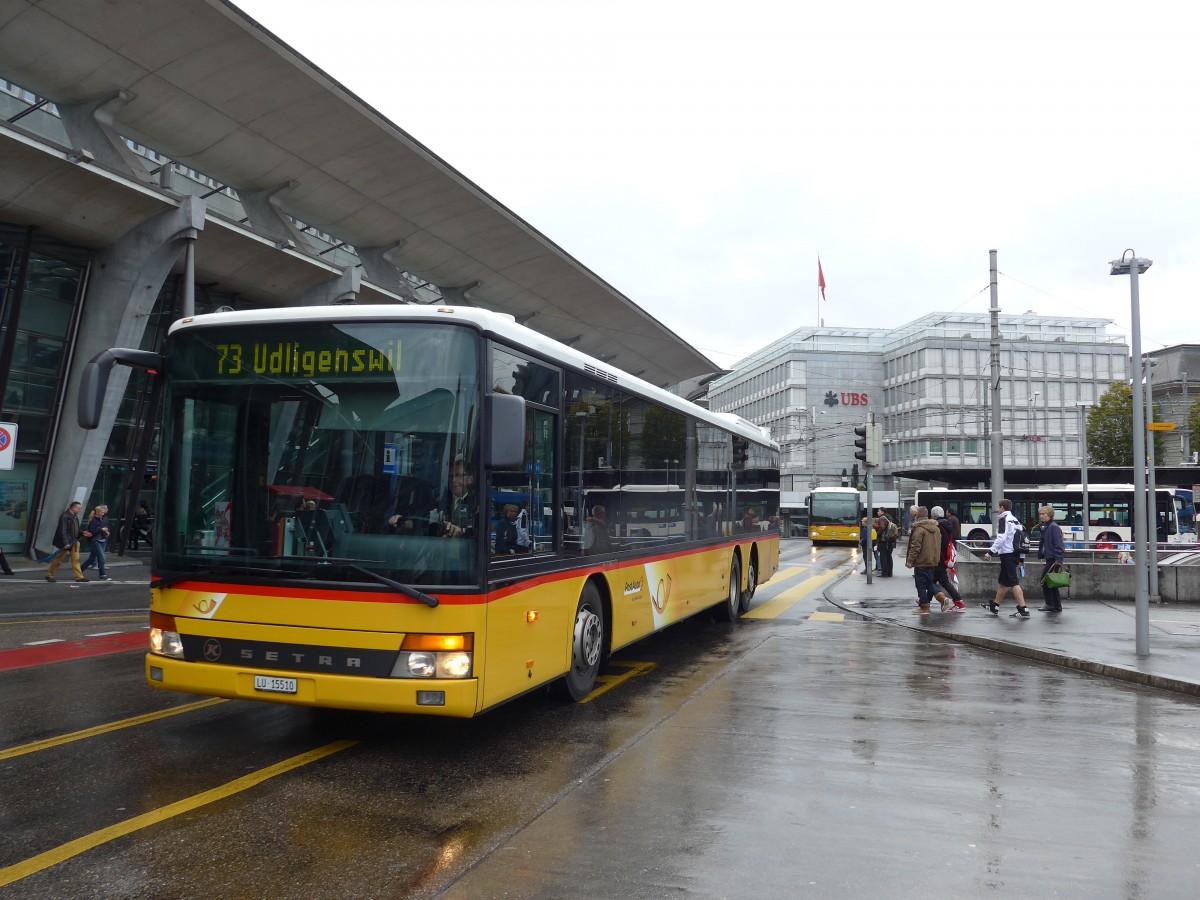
top-left (913, 567), bottom-right (938, 604)
top-left (81, 540), bottom-right (107, 577)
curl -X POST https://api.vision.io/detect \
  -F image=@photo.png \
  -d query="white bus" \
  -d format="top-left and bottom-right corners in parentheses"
top-left (914, 485), bottom-right (1182, 546)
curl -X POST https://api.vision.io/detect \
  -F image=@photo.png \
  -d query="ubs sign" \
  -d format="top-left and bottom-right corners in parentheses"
top-left (823, 391), bottom-right (869, 407)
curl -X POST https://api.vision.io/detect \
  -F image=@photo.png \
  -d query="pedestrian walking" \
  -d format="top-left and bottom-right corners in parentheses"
top-left (873, 508), bottom-right (894, 577)
top-left (930, 505), bottom-right (966, 611)
top-left (1037, 505), bottom-right (1066, 612)
top-left (46, 501), bottom-right (87, 583)
top-left (0, 544), bottom-right (13, 575)
top-left (982, 498), bottom-right (1030, 617)
top-left (905, 506), bottom-right (941, 614)
top-left (80, 503), bottom-right (113, 581)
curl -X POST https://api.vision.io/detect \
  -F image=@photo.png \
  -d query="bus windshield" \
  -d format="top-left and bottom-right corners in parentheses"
top-left (810, 491), bottom-right (861, 526)
top-left (158, 321), bottom-right (481, 586)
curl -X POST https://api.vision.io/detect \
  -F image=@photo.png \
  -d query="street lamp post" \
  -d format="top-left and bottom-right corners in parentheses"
top-left (1144, 357), bottom-right (1160, 602)
top-left (1028, 391), bottom-right (1041, 467)
top-left (1109, 250), bottom-right (1152, 657)
top-left (1077, 402), bottom-right (1091, 549)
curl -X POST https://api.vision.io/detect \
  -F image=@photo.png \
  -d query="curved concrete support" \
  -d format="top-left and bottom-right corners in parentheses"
top-left (34, 197), bottom-right (206, 555)
top-left (356, 241), bottom-right (417, 302)
top-left (56, 89), bottom-right (153, 184)
top-left (239, 181), bottom-right (313, 252)
top-left (295, 266), bottom-right (361, 306)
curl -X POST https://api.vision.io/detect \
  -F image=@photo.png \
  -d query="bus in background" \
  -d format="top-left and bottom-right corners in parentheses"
top-left (808, 486), bottom-right (863, 545)
top-left (1174, 487), bottom-right (1195, 540)
top-left (913, 485), bottom-right (1182, 546)
top-left (79, 306), bottom-right (780, 717)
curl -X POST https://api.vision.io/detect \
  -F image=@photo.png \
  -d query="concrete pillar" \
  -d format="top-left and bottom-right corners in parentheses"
top-left (34, 197), bottom-right (206, 554)
top-left (438, 281), bottom-right (479, 306)
top-left (56, 89), bottom-right (153, 184)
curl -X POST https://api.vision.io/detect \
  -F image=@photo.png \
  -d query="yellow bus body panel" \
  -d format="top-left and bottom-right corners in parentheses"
top-left (147, 535), bottom-right (780, 717)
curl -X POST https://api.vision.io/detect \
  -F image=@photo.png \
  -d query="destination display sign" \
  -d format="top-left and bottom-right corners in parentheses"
top-left (210, 337), bottom-right (401, 379)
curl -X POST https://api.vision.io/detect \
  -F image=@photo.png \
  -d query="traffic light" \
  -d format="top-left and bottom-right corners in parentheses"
top-left (853, 426), bottom-right (868, 465)
top-left (853, 423), bottom-right (883, 467)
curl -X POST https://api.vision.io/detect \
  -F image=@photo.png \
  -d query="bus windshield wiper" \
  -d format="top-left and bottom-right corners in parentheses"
top-left (327, 562), bottom-right (439, 608)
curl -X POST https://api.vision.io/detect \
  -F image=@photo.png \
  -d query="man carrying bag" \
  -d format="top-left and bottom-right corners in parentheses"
top-left (1037, 504), bottom-right (1067, 612)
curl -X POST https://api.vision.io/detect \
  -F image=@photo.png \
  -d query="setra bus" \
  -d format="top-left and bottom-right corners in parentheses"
top-left (807, 486), bottom-right (864, 545)
top-left (78, 305), bottom-right (780, 717)
top-left (914, 485), bottom-right (1182, 545)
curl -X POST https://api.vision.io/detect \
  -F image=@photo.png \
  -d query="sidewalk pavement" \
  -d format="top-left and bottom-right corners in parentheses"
top-left (826, 566), bottom-right (1200, 700)
top-left (4, 553), bottom-right (148, 578)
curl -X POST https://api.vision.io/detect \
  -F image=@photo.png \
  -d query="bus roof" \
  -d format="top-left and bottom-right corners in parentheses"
top-left (168, 305), bottom-right (777, 450)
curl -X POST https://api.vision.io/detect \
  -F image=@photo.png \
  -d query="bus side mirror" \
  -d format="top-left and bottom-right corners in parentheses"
top-left (78, 348), bottom-right (164, 429)
top-left (486, 392), bottom-right (525, 469)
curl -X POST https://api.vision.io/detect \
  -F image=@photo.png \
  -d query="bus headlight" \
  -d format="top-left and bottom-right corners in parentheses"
top-left (149, 626), bottom-right (184, 659)
top-left (391, 634), bottom-right (474, 679)
top-left (149, 612), bottom-right (184, 659)
top-left (392, 650), bottom-right (474, 679)
top-left (404, 652), bottom-right (437, 678)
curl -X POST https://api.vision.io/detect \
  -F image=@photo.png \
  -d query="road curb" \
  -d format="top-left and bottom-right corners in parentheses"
top-left (823, 581), bottom-right (1200, 700)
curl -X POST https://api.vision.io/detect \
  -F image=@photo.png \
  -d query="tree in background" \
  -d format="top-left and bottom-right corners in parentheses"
top-left (1190, 397), bottom-right (1200, 464)
top-left (1087, 382), bottom-right (1165, 465)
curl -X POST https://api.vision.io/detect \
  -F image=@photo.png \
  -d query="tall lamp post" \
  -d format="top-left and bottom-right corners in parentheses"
top-left (1077, 402), bottom-right (1091, 549)
top-left (1028, 391), bottom-right (1041, 467)
top-left (1109, 250), bottom-right (1152, 657)
top-left (1144, 357), bottom-right (1160, 602)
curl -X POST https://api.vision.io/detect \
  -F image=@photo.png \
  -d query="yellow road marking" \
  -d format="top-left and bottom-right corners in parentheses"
top-left (808, 611), bottom-right (846, 622)
top-left (0, 739), bottom-right (357, 888)
top-left (583, 660), bottom-right (657, 703)
top-left (743, 568), bottom-right (842, 619)
top-left (0, 699), bottom-right (228, 761)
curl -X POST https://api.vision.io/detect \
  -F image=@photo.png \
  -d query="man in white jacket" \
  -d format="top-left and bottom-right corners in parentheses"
top-left (981, 498), bottom-right (1030, 618)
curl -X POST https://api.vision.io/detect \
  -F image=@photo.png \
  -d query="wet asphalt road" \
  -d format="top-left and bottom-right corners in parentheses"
top-left (2, 547), bottom-right (1199, 898)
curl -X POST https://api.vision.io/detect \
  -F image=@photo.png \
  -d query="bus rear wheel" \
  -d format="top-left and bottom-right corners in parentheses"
top-left (739, 553), bottom-right (757, 613)
top-left (555, 582), bottom-right (606, 701)
top-left (718, 556), bottom-right (742, 622)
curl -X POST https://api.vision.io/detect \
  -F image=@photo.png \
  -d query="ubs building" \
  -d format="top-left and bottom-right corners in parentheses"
top-left (708, 313), bottom-right (1131, 493)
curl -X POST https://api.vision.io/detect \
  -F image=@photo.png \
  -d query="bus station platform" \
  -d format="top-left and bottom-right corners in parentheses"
top-left (825, 566), bottom-right (1200, 699)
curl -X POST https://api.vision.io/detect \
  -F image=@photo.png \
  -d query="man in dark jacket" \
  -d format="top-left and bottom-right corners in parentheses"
top-left (46, 501), bottom-right (86, 582)
top-left (1037, 504), bottom-right (1066, 612)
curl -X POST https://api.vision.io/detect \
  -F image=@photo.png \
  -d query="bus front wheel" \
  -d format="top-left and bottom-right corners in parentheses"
top-left (555, 582), bottom-right (606, 701)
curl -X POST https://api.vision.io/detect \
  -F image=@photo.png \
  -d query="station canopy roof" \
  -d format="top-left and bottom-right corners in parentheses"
top-left (0, 0), bottom-right (715, 387)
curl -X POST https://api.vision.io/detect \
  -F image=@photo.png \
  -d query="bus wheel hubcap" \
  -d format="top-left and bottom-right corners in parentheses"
top-left (574, 608), bottom-right (602, 669)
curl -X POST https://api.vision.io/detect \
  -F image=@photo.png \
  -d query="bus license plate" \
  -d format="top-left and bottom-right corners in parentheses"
top-left (254, 675), bottom-right (297, 694)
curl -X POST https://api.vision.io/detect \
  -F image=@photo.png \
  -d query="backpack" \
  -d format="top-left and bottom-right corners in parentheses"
top-left (886, 519), bottom-right (899, 542)
top-left (1014, 523), bottom-right (1030, 557)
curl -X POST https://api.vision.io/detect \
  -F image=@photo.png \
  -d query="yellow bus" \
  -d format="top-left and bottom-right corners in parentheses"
top-left (807, 486), bottom-right (863, 545)
top-left (80, 306), bottom-right (780, 717)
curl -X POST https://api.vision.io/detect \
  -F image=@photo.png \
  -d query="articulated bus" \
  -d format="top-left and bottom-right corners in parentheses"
top-left (807, 486), bottom-right (863, 545)
top-left (79, 306), bottom-right (780, 717)
top-left (913, 485), bottom-right (1182, 545)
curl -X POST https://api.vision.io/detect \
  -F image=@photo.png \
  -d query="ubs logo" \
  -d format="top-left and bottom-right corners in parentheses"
top-left (202, 639), bottom-right (222, 661)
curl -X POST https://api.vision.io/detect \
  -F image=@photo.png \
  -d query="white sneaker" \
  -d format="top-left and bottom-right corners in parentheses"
top-left (99, 576), bottom-right (113, 581)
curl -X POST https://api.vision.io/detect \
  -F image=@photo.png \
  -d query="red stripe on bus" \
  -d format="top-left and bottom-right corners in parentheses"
top-left (161, 537), bottom-right (774, 606)
top-left (0, 631), bottom-right (147, 671)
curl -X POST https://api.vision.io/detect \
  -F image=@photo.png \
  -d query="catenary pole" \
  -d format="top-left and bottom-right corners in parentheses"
top-left (989, 250), bottom-right (1004, 510)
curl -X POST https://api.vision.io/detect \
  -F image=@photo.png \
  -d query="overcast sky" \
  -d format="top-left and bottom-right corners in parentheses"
top-left (236, 0), bottom-right (1196, 369)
